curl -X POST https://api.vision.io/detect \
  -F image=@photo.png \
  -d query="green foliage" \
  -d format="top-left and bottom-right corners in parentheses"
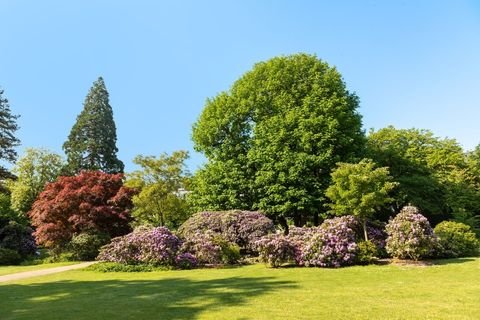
top-left (356, 240), bottom-right (378, 265)
top-left (434, 221), bottom-right (479, 258)
top-left (450, 209), bottom-right (480, 237)
top-left (192, 54), bottom-right (365, 224)
top-left (367, 126), bottom-right (480, 223)
top-left (0, 193), bottom-right (24, 224)
top-left (63, 77), bottom-right (124, 174)
top-left (326, 159), bottom-right (397, 240)
top-left (126, 151), bottom-right (191, 228)
top-left (0, 88), bottom-right (20, 181)
top-left (68, 232), bottom-right (110, 261)
top-left (7, 148), bottom-right (64, 217)
top-left (0, 221), bottom-right (37, 257)
top-left (0, 247), bottom-right (22, 265)
top-left (85, 262), bottom-right (165, 272)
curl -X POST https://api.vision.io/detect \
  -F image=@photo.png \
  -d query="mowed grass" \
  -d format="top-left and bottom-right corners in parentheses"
top-left (0, 258), bottom-right (479, 320)
top-left (0, 262), bottom-right (79, 276)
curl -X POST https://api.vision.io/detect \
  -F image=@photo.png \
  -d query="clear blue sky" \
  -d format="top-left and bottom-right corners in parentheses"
top-left (1, 1), bottom-right (480, 172)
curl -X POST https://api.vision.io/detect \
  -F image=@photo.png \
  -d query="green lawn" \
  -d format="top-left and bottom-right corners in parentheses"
top-left (0, 262), bottom-right (79, 276)
top-left (0, 258), bottom-right (479, 320)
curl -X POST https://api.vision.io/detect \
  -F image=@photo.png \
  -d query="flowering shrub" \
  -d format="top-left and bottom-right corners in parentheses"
top-left (300, 216), bottom-right (358, 267)
top-left (434, 221), bottom-right (479, 258)
top-left (97, 227), bottom-right (181, 266)
top-left (255, 234), bottom-right (296, 267)
top-left (0, 221), bottom-right (37, 258)
top-left (180, 231), bottom-right (240, 265)
top-left (178, 210), bottom-right (274, 251)
top-left (385, 206), bottom-right (438, 260)
top-left (175, 253), bottom-right (198, 269)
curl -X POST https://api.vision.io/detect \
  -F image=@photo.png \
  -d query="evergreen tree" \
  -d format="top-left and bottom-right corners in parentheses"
top-left (0, 88), bottom-right (20, 180)
top-left (63, 77), bottom-right (124, 174)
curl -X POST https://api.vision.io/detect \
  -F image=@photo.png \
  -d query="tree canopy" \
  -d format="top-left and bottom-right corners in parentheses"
top-left (0, 88), bottom-right (20, 180)
top-left (191, 54), bottom-right (365, 226)
top-left (29, 171), bottom-right (134, 250)
top-left (8, 148), bottom-right (64, 218)
top-left (125, 151), bottom-right (191, 229)
top-left (326, 159), bottom-right (397, 240)
top-left (367, 126), bottom-right (480, 223)
top-left (63, 77), bottom-right (124, 174)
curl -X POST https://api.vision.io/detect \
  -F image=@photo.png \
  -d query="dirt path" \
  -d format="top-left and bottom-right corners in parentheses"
top-left (0, 262), bottom-right (97, 283)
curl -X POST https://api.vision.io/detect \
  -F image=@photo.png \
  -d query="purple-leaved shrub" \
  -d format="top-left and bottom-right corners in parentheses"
top-left (385, 206), bottom-right (438, 260)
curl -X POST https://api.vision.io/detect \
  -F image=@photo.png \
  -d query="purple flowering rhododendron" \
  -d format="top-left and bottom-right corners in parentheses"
top-left (255, 233), bottom-right (296, 267)
top-left (300, 216), bottom-right (359, 267)
top-left (178, 210), bottom-right (275, 252)
top-left (97, 226), bottom-right (182, 266)
top-left (385, 206), bottom-right (438, 260)
top-left (256, 216), bottom-right (361, 268)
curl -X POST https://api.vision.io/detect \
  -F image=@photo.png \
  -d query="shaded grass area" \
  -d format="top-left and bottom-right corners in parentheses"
top-left (0, 258), bottom-right (479, 319)
top-left (0, 262), bottom-right (78, 276)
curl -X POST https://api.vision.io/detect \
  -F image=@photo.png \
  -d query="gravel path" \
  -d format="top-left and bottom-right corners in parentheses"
top-left (0, 262), bottom-right (97, 283)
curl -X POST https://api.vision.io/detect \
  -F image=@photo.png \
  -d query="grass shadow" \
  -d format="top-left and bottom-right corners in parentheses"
top-left (430, 257), bottom-right (477, 265)
top-left (0, 275), bottom-right (296, 320)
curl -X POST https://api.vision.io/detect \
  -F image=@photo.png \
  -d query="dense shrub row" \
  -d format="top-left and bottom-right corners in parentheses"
top-left (72, 207), bottom-right (480, 270)
top-left (256, 206), bottom-right (479, 268)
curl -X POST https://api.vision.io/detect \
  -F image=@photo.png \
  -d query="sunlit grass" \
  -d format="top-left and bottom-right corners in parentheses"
top-left (0, 258), bottom-right (478, 319)
top-left (0, 262), bottom-right (78, 276)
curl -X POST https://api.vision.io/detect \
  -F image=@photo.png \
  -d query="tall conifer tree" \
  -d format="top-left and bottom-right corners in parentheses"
top-left (0, 88), bottom-right (20, 180)
top-left (63, 77), bottom-right (124, 174)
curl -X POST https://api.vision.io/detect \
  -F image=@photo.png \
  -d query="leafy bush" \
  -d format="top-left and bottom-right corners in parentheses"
top-left (86, 262), bottom-right (163, 272)
top-left (68, 232), bottom-right (110, 261)
top-left (97, 227), bottom-right (181, 266)
top-left (385, 206), bottom-right (438, 260)
top-left (180, 231), bottom-right (240, 265)
top-left (300, 216), bottom-right (358, 267)
top-left (356, 241), bottom-right (378, 265)
top-left (0, 248), bottom-right (22, 265)
top-left (434, 221), bottom-right (479, 258)
top-left (175, 253), bottom-right (198, 269)
top-left (178, 210), bottom-right (274, 251)
top-left (255, 234), bottom-right (296, 267)
top-left (0, 221), bottom-right (37, 257)
top-left (367, 221), bottom-right (388, 258)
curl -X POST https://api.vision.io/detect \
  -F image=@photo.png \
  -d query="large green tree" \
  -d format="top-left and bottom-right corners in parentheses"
top-left (191, 54), bottom-right (365, 226)
top-left (63, 77), bottom-right (124, 174)
top-left (125, 151), bottom-right (191, 228)
top-left (367, 126), bottom-right (479, 223)
top-left (326, 159), bottom-right (397, 240)
top-left (0, 88), bottom-right (20, 181)
top-left (7, 148), bottom-right (64, 218)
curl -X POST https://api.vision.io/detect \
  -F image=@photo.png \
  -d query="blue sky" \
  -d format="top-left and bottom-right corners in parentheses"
top-left (1, 1), bottom-right (480, 172)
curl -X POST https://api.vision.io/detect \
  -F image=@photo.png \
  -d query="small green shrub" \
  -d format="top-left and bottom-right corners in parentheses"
top-left (68, 232), bottom-right (110, 261)
top-left (356, 240), bottom-right (378, 265)
top-left (0, 248), bottom-right (22, 265)
top-left (434, 221), bottom-right (479, 258)
top-left (86, 262), bottom-right (167, 272)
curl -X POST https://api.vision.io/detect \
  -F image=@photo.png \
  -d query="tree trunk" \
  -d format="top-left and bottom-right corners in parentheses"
top-left (362, 218), bottom-right (369, 242)
top-left (278, 216), bottom-right (289, 235)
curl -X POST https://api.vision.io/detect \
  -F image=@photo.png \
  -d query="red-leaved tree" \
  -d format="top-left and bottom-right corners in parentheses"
top-left (29, 171), bottom-right (135, 249)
